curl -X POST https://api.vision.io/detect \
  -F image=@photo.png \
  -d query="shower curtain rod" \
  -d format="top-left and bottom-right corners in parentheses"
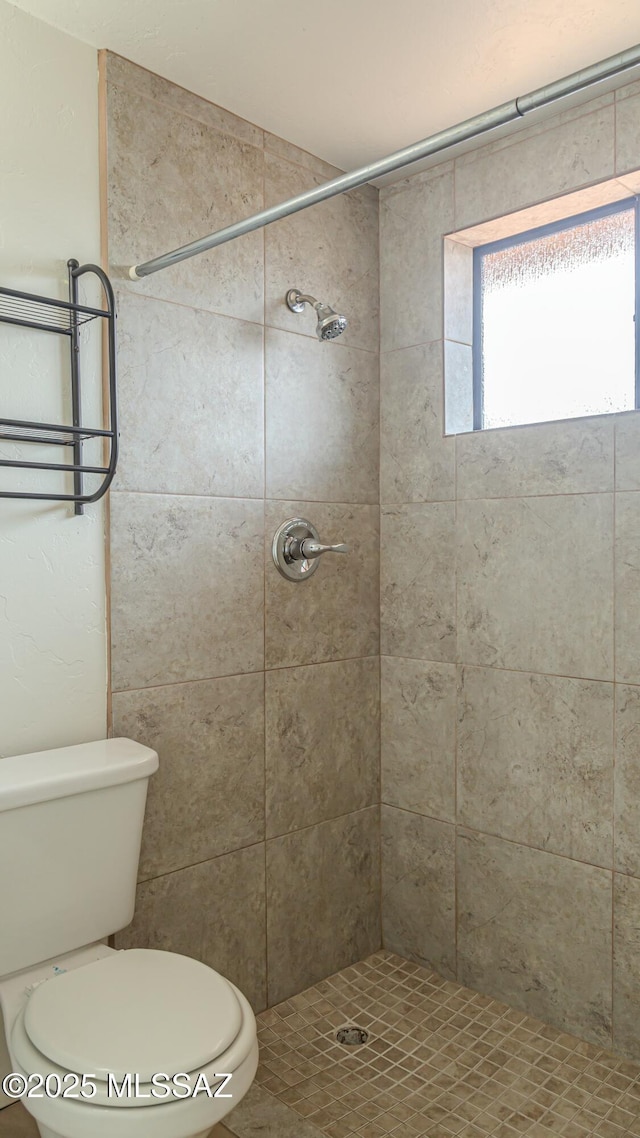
top-left (129, 42), bottom-right (640, 280)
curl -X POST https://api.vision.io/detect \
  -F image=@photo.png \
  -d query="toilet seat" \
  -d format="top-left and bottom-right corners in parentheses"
top-left (23, 949), bottom-right (242, 1081)
top-left (10, 950), bottom-right (256, 1111)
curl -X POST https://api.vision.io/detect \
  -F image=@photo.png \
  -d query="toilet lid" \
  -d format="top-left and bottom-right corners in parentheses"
top-left (23, 949), bottom-right (243, 1082)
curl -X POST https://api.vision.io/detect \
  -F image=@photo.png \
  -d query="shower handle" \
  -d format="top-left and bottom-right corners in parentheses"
top-left (272, 517), bottom-right (349, 581)
top-left (293, 539), bottom-right (349, 560)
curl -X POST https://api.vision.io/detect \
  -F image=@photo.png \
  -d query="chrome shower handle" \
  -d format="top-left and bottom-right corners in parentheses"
top-left (272, 517), bottom-right (349, 581)
top-left (299, 539), bottom-right (349, 559)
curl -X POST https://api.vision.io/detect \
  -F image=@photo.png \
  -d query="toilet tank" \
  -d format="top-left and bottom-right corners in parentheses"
top-left (0, 739), bottom-right (158, 976)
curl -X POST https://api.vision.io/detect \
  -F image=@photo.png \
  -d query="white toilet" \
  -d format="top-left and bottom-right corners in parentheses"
top-left (0, 737), bottom-right (258, 1138)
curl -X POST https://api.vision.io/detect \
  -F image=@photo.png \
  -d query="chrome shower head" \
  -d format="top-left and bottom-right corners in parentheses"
top-left (286, 289), bottom-right (348, 341)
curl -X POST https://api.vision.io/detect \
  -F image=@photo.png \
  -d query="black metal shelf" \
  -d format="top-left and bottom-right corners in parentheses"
top-left (0, 260), bottom-right (118, 513)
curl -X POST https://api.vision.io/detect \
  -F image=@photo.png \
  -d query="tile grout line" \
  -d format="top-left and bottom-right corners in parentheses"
top-left (610, 83), bottom-right (614, 179)
top-left (378, 802), bottom-right (637, 878)
top-left (111, 488), bottom-right (381, 506)
top-left (377, 653), bottom-right (620, 687)
top-left (449, 155), bottom-right (460, 986)
top-left (111, 654), bottom-right (381, 698)
top-left (262, 138), bottom-right (270, 1013)
top-left (377, 189), bottom-right (384, 955)
top-left (109, 484), bottom-right (640, 505)
top-left (453, 425), bottom-right (459, 983)
top-left (112, 284), bottom-right (378, 354)
top-left (137, 804), bottom-right (382, 888)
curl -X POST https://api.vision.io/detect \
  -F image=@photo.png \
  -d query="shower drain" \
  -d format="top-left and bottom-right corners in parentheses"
top-left (336, 1026), bottom-right (369, 1046)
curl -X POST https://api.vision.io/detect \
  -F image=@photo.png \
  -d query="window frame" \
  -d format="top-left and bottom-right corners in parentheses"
top-left (471, 196), bottom-right (640, 431)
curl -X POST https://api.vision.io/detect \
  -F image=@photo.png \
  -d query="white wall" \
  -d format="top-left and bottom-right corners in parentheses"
top-left (0, 0), bottom-right (106, 760)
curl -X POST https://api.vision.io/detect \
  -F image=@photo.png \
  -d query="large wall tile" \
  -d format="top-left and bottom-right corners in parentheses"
top-left (381, 806), bottom-right (455, 978)
top-left (199, 843), bottom-right (268, 1012)
top-left (115, 292), bottom-right (264, 498)
top-left (264, 153), bottom-right (378, 353)
top-left (381, 657), bottom-right (456, 822)
top-left (443, 238), bottom-right (473, 345)
top-left (266, 658), bottom-right (379, 837)
top-left (616, 412), bottom-right (640, 491)
top-left (457, 494), bottom-right (613, 679)
top-left (616, 492), bottom-right (640, 683)
top-left (265, 500), bottom-right (379, 669)
top-left (111, 493), bottom-right (264, 690)
top-left (264, 132), bottom-right (341, 179)
top-left (380, 169), bottom-right (454, 352)
top-left (115, 846), bottom-right (267, 1012)
top-left (456, 417), bottom-right (614, 499)
top-left (455, 169), bottom-right (630, 246)
top-left (386, 161), bottom-right (454, 198)
top-left (444, 340), bottom-right (473, 435)
top-left (453, 91), bottom-right (612, 169)
top-left (457, 830), bottom-right (612, 1045)
top-left (265, 328), bottom-right (378, 504)
top-left (106, 52), bottom-right (263, 147)
top-left (107, 83), bottom-right (264, 321)
top-left (114, 861), bottom-right (206, 959)
top-left (613, 873), bottom-right (640, 1061)
top-left (112, 673), bottom-right (265, 879)
top-left (615, 684), bottom-right (640, 876)
top-left (380, 342), bottom-right (455, 504)
top-left (457, 666), bottom-right (613, 865)
top-left (266, 808), bottom-right (381, 1004)
top-left (454, 107), bottom-right (615, 228)
top-left (615, 90), bottom-right (640, 176)
top-left (381, 503), bottom-right (456, 662)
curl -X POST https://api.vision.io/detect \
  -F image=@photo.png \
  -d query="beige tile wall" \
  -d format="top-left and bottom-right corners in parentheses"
top-left (103, 51), bottom-right (640, 1057)
top-left (103, 53), bottom-right (381, 1009)
top-left (379, 79), bottom-right (640, 1057)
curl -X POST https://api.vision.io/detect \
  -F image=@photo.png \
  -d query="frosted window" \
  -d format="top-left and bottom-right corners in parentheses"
top-left (478, 205), bottom-right (637, 429)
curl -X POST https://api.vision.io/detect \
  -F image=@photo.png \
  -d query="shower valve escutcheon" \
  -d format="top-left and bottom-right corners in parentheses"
top-left (272, 518), bottom-right (349, 581)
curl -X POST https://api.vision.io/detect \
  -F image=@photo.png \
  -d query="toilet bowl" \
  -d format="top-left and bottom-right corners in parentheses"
top-left (2, 945), bottom-right (257, 1138)
top-left (0, 738), bottom-right (259, 1138)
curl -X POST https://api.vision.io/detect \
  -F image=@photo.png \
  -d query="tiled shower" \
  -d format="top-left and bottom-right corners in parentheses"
top-left (103, 52), bottom-right (381, 1010)
top-left (97, 46), bottom-right (640, 1138)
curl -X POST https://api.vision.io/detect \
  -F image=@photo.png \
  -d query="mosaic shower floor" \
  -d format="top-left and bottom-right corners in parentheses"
top-left (254, 950), bottom-right (640, 1138)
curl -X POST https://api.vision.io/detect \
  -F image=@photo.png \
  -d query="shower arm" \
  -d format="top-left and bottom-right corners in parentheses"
top-left (129, 42), bottom-right (640, 281)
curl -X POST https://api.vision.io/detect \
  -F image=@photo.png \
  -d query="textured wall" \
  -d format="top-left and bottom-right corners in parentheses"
top-left (103, 54), bottom-right (381, 1009)
top-left (0, 1), bottom-right (105, 1102)
top-left (0, 1), bottom-right (105, 760)
top-left (379, 79), bottom-right (640, 1057)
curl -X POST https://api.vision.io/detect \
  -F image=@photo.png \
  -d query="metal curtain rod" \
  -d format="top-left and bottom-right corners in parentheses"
top-left (129, 42), bottom-right (640, 280)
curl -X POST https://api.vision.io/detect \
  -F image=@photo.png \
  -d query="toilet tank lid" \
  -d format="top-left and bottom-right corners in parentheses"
top-left (0, 739), bottom-right (159, 812)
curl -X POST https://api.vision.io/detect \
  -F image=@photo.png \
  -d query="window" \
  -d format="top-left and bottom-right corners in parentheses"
top-left (472, 198), bottom-right (639, 431)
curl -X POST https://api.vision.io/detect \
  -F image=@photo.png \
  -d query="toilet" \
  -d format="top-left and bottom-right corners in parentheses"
top-left (0, 738), bottom-right (258, 1138)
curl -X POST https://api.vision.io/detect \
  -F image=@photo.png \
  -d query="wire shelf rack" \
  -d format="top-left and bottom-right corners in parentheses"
top-left (0, 287), bottom-right (109, 335)
top-left (0, 260), bottom-right (118, 512)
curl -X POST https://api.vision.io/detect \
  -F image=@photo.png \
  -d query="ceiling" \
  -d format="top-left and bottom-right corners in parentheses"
top-left (8, 0), bottom-right (640, 176)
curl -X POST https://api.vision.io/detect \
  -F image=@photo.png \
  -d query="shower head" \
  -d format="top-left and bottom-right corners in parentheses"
top-left (285, 289), bottom-right (348, 341)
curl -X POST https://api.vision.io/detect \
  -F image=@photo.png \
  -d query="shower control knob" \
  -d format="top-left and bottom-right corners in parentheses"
top-left (272, 518), bottom-right (349, 582)
top-left (300, 540), bottom-right (349, 559)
